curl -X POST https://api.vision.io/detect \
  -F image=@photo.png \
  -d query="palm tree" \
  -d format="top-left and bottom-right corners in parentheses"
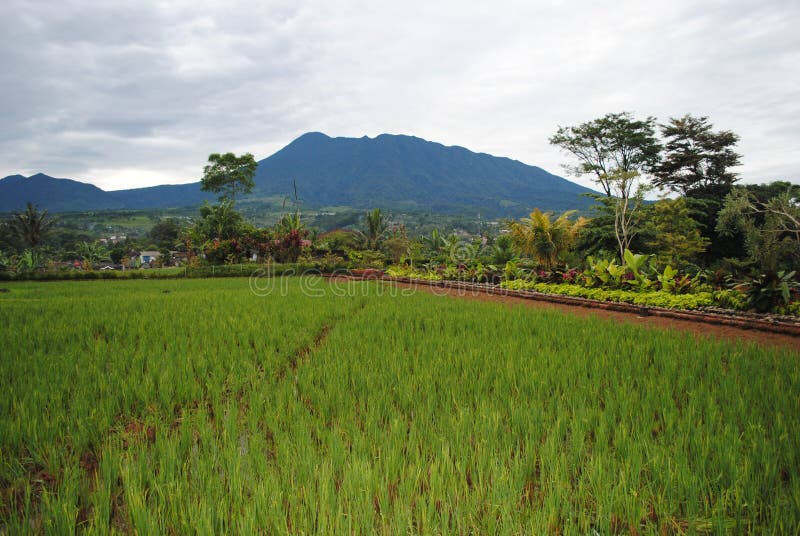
top-left (197, 200), bottom-right (243, 240)
top-left (510, 209), bottom-right (586, 269)
top-left (8, 202), bottom-right (54, 249)
top-left (420, 229), bottom-right (447, 257)
top-left (360, 209), bottom-right (388, 250)
top-left (276, 210), bottom-right (305, 235)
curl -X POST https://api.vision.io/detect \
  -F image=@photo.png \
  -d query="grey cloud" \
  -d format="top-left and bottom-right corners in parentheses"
top-left (0, 0), bottom-right (797, 188)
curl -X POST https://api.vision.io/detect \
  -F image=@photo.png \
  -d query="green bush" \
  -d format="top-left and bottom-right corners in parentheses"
top-left (385, 266), bottom-right (443, 281)
top-left (713, 289), bottom-right (748, 311)
top-left (0, 263), bottom-right (317, 282)
top-left (776, 302), bottom-right (800, 317)
top-left (501, 280), bottom-right (716, 310)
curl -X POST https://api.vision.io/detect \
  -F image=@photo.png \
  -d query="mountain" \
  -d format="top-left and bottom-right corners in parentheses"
top-left (0, 133), bottom-right (598, 216)
top-left (109, 183), bottom-right (208, 209)
top-left (0, 173), bottom-right (125, 212)
top-left (252, 132), bottom-right (596, 214)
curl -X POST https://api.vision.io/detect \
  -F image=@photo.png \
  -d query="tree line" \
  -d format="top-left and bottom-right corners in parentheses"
top-left (1, 117), bottom-right (797, 312)
top-left (542, 112), bottom-right (798, 278)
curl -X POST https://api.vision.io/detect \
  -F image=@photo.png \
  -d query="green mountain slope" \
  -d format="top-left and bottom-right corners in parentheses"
top-left (0, 133), bottom-right (598, 216)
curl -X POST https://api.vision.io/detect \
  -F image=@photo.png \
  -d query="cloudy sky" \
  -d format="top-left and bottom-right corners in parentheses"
top-left (0, 0), bottom-right (798, 191)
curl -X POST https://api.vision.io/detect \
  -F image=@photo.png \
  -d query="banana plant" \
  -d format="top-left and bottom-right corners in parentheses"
top-left (583, 257), bottom-right (612, 287)
top-left (657, 265), bottom-right (679, 293)
top-left (585, 255), bottom-right (647, 289)
top-left (503, 260), bottom-right (525, 281)
top-left (606, 261), bottom-right (628, 288)
top-left (15, 249), bottom-right (46, 273)
top-left (622, 249), bottom-right (653, 286)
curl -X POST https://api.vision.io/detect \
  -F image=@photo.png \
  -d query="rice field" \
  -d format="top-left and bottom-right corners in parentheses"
top-left (0, 277), bottom-right (798, 534)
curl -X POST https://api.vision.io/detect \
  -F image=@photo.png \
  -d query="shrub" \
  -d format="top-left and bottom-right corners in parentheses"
top-left (501, 280), bottom-right (716, 310)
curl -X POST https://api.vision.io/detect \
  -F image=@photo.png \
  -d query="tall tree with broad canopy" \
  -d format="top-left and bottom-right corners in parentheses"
top-left (653, 115), bottom-right (742, 195)
top-left (653, 115), bottom-right (743, 264)
top-left (148, 218), bottom-right (182, 249)
top-left (550, 112), bottom-right (659, 262)
top-left (200, 152), bottom-right (258, 206)
top-left (549, 111), bottom-right (661, 197)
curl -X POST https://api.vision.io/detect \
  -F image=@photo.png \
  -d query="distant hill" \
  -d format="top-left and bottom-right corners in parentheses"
top-left (0, 173), bottom-right (125, 212)
top-left (0, 133), bottom-right (598, 216)
top-left (0, 174), bottom-right (211, 213)
top-left (109, 183), bottom-right (209, 210)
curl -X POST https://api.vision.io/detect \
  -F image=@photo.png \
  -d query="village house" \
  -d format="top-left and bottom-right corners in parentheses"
top-left (137, 250), bottom-right (160, 265)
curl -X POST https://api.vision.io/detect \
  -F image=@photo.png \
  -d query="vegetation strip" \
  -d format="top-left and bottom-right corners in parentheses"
top-left (1, 278), bottom-right (798, 532)
top-left (378, 276), bottom-right (800, 337)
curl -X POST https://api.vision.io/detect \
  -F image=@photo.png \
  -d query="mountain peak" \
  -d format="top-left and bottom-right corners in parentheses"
top-left (295, 131), bottom-right (330, 141)
top-left (252, 132), bottom-right (597, 215)
top-left (28, 172), bottom-right (55, 180)
top-left (0, 133), bottom-right (598, 215)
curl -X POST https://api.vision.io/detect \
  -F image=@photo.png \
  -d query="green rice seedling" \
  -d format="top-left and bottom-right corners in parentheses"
top-left (0, 278), bottom-right (798, 533)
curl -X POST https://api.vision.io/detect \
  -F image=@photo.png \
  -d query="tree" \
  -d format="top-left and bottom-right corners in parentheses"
top-left (200, 152), bottom-right (257, 205)
top-left (490, 234), bottom-right (517, 265)
top-left (607, 171), bottom-right (652, 263)
top-left (382, 225), bottom-right (412, 264)
top-left (275, 210), bottom-right (305, 235)
top-left (549, 112), bottom-right (661, 197)
top-left (7, 202), bottom-right (55, 250)
top-left (148, 218), bottom-right (182, 249)
top-left (421, 229), bottom-right (448, 258)
top-left (646, 197), bottom-right (709, 267)
top-left (654, 115), bottom-right (741, 195)
top-left (195, 200), bottom-right (243, 241)
top-left (315, 229), bottom-right (360, 255)
top-left (360, 209), bottom-right (388, 250)
top-left (745, 181), bottom-right (800, 206)
top-left (510, 208), bottom-right (586, 269)
top-left (550, 113), bottom-right (661, 262)
top-left (717, 185), bottom-right (800, 273)
top-left (76, 241), bottom-right (109, 269)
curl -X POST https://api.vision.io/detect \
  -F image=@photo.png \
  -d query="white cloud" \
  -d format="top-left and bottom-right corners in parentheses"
top-left (0, 0), bottom-right (797, 191)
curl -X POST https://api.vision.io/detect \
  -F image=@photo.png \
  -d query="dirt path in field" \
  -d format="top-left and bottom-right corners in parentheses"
top-left (383, 280), bottom-right (800, 351)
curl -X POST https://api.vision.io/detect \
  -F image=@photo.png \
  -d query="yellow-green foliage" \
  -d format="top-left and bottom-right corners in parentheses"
top-left (509, 208), bottom-right (586, 268)
top-left (502, 279), bottom-right (717, 309)
top-left (385, 266), bottom-right (443, 280)
top-left (1, 279), bottom-right (798, 533)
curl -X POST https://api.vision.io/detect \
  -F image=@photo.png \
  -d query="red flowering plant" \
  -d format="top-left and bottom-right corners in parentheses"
top-left (270, 229), bottom-right (310, 263)
top-left (241, 228), bottom-right (273, 263)
top-left (561, 268), bottom-right (579, 283)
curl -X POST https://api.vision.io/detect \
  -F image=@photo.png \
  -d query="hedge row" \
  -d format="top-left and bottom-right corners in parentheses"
top-left (500, 280), bottom-right (722, 310)
top-left (0, 263), bottom-right (318, 281)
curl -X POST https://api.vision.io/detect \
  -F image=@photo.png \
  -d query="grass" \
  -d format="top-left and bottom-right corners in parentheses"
top-left (0, 278), bottom-right (798, 534)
